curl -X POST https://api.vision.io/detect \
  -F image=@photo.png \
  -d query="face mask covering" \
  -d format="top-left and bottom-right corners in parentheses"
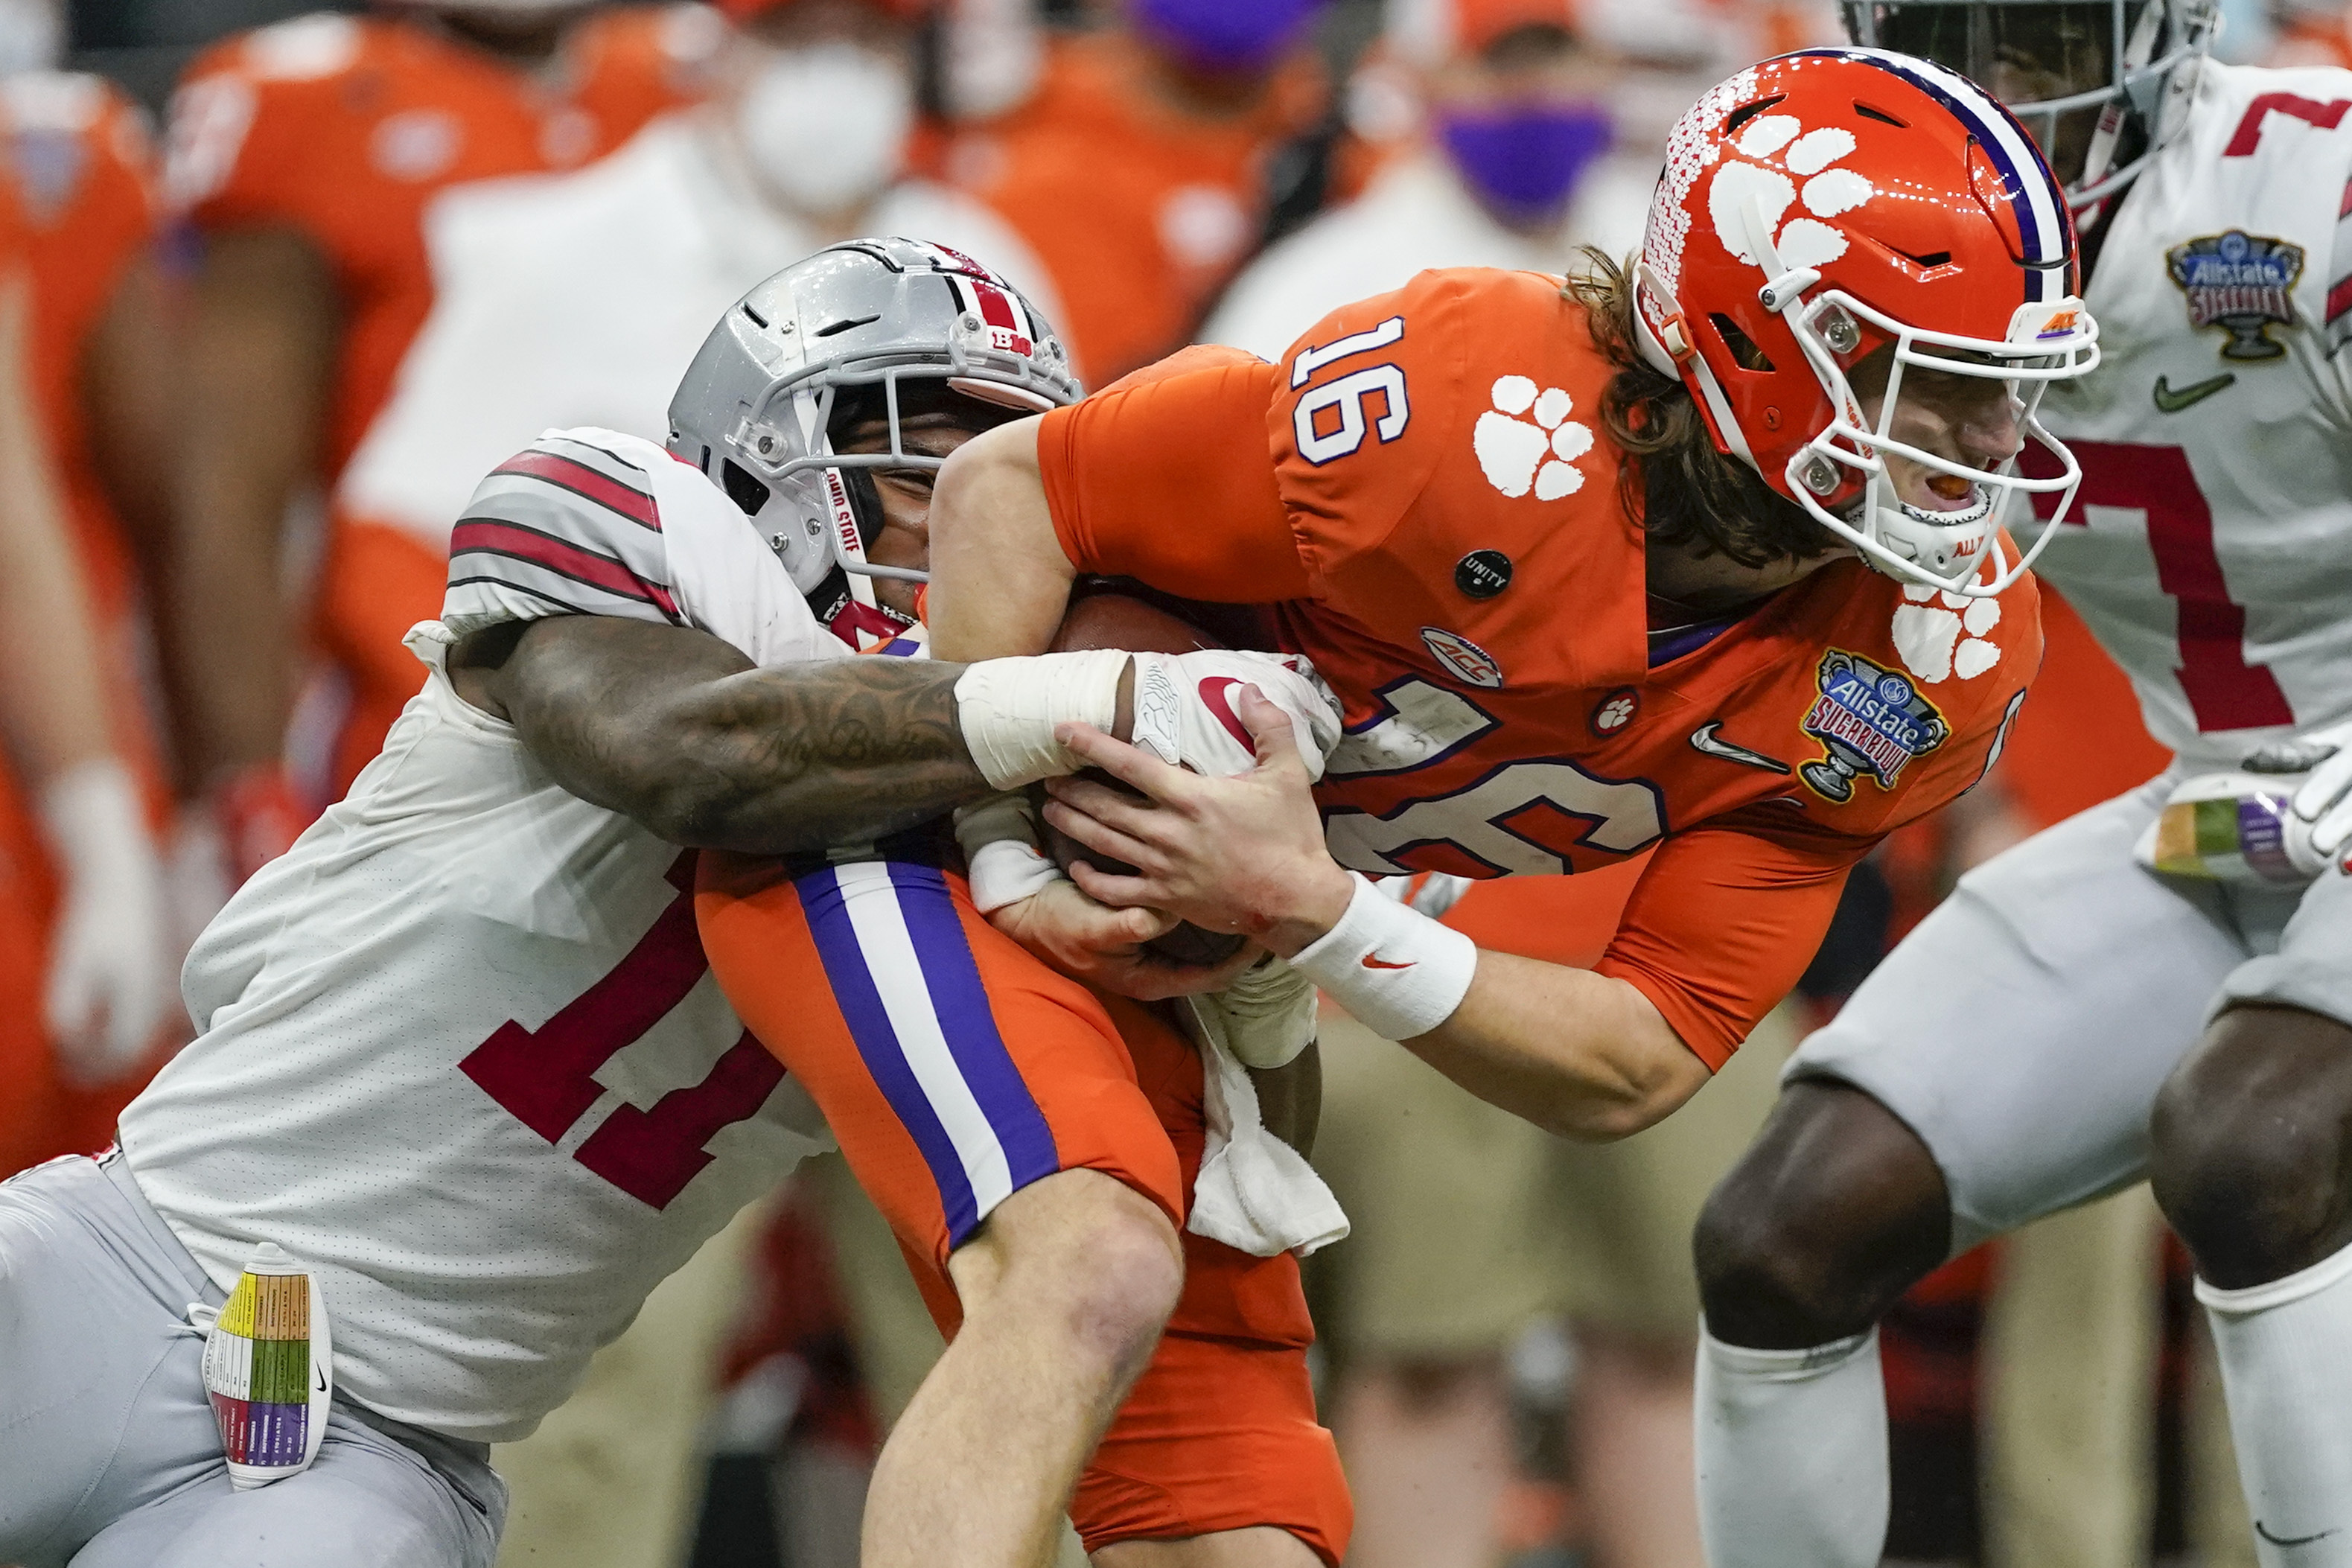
top-left (0, 0), bottom-right (60, 76)
top-left (1438, 101), bottom-right (1613, 226)
top-left (1131, 0), bottom-right (1322, 73)
top-left (733, 42), bottom-right (914, 214)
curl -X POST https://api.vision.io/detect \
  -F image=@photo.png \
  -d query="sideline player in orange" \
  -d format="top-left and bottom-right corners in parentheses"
top-left (947, 0), bottom-right (1333, 386)
top-left (922, 48), bottom-right (2094, 1135)
top-left (165, 0), bottom-right (711, 878)
top-left (0, 31), bottom-right (183, 1174)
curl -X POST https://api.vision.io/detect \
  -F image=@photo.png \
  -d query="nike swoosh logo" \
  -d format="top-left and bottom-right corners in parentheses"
top-left (1361, 954), bottom-right (1414, 971)
top-left (2153, 372), bottom-right (2236, 413)
top-left (2257, 1522), bottom-right (2341, 1549)
top-left (1196, 677), bottom-right (1252, 750)
top-left (314, 1365), bottom-right (328, 1394)
top-left (1690, 722), bottom-right (1792, 774)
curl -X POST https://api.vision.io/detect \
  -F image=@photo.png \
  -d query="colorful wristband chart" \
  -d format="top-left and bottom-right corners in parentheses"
top-left (200, 1241), bottom-right (333, 1489)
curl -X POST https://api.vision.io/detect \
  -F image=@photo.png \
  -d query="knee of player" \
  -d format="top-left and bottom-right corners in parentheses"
top-left (988, 1174), bottom-right (1185, 1363)
top-left (2152, 1006), bottom-right (2352, 1278)
top-left (1692, 1175), bottom-right (1841, 1329)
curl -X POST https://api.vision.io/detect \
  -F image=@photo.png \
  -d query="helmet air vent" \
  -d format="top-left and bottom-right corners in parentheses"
top-left (1709, 314), bottom-right (1776, 372)
top-left (740, 302), bottom-right (770, 330)
top-left (720, 459), bottom-right (771, 518)
top-left (815, 313), bottom-right (882, 339)
top-left (1853, 101), bottom-right (1907, 127)
top-left (1722, 95), bottom-right (1786, 136)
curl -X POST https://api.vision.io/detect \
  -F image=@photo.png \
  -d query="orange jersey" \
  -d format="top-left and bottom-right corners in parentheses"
top-left (1037, 268), bottom-right (2042, 1065)
top-left (949, 31), bottom-right (1325, 386)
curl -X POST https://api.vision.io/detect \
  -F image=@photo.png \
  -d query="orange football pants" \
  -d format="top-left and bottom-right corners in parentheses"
top-left (697, 853), bottom-right (1351, 1564)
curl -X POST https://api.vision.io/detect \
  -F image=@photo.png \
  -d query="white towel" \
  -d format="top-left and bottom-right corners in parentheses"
top-left (1179, 995), bottom-right (1349, 1258)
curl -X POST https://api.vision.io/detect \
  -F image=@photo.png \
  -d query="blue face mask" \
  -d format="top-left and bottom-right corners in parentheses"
top-left (1131, 0), bottom-right (1323, 73)
top-left (1438, 102), bottom-right (1614, 225)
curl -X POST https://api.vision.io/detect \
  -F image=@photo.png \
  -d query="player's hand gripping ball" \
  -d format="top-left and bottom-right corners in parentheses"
top-left (1046, 592), bottom-right (1249, 966)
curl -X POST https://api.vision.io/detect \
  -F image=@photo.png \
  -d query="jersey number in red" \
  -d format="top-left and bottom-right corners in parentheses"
top-left (459, 852), bottom-right (783, 1209)
top-left (2025, 441), bottom-right (2293, 731)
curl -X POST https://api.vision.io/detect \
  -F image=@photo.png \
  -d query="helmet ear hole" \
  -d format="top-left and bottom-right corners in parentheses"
top-left (720, 459), bottom-right (771, 518)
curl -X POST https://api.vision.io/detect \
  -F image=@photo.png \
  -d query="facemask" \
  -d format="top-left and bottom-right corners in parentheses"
top-left (1131, 0), bottom-right (1322, 73)
top-left (733, 42), bottom-right (914, 215)
top-left (1438, 101), bottom-right (1613, 226)
top-left (0, 0), bottom-right (60, 77)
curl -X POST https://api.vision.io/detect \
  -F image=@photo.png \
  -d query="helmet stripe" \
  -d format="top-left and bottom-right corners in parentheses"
top-left (1790, 48), bottom-right (2072, 302)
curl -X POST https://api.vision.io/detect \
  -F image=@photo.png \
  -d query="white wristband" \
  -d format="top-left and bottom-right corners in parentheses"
top-left (954, 650), bottom-right (1129, 790)
top-left (954, 791), bottom-right (1067, 914)
top-left (1289, 873), bottom-right (1478, 1042)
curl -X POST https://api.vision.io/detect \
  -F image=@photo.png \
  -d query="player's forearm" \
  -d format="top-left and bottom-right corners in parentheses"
top-left (926, 418), bottom-right (1076, 662)
top-left (0, 269), bottom-right (113, 780)
top-left (169, 228), bottom-right (337, 786)
top-left (490, 617), bottom-right (990, 852)
top-left (1394, 954), bottom-right (1709, 1142)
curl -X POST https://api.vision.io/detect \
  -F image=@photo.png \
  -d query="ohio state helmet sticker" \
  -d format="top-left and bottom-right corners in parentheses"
top-left (1799, 649), bottom-right (1951, 803)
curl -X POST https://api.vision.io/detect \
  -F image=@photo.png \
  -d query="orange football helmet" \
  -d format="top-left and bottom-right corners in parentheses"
top-left (1634, 48), bottom-right (2101, 596)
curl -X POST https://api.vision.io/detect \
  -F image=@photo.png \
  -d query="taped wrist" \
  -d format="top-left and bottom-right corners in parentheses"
top-left (954, 791), bottom-right (1067, 914)
top-left (954, 650), bottom-right (1129, 789)
top-left (1214, 953), bottom-right (1318, 1069)
top-left (1290, 873), bottom-right (1477, 1041)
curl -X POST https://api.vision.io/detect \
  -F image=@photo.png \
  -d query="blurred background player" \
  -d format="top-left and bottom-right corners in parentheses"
top-left (333, 0), bottom-right (1068, 567)
top-left (1205, 0), bottom-right (1651, 357)
top-left (162, 0), bottom-right (709, 874)
top-left (946, 0), bottom-right (1335, 385)
top-left (0, 0), bottom-right (179, 1182)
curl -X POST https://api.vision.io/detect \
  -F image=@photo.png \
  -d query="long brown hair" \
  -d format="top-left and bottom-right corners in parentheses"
top-left (1564, 251), bottom-right (1832, 569)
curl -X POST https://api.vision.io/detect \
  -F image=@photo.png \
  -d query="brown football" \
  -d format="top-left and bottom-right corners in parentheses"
top-left (1045, 591), bottom-right (1246, 968)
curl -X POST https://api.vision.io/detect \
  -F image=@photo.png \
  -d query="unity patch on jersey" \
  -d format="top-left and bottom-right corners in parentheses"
top-left (2167, 230), bottom-right (2304, 361)
top-left (1799, 649), bottom-right (1950, 803)
top-left (200, 1242), bottom-right (332, 1489)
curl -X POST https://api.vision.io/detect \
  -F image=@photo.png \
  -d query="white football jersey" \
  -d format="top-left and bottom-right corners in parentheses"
top-left (2015, 62), bottom-right (2352, 765)
top-left (120, 429), bottom-right (840, 1444)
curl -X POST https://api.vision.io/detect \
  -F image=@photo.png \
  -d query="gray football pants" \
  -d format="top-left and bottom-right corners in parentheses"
top-left (0, 1153), bottom-right (505, 1568)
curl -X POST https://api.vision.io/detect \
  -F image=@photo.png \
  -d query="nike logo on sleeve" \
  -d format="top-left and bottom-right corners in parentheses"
top-left (1361, 954), bottom-right (1415, 970)
top-left (2153, 372), bottom-right (2236, 414)
top-left (1689, 721), bottom-right (1793, 774)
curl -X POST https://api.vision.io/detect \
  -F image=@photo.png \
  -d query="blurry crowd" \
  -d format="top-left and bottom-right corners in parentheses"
top-left (2, 0), bottom-right (2347, 1564)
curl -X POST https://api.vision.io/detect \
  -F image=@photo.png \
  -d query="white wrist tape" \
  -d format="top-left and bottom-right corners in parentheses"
top-left (954, 650), bottom-right (1129, 790)
top-left (1211, 952), bottom-right (1319, 1070)
top-left (1289, 873), bottom-right (1477, 1042)
top-left (954, 791), bottom-right (1067, 914)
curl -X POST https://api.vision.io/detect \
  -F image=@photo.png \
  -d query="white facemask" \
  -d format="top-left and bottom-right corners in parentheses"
top-left (732, 42), bottom-right (914, 217)
top-left (0, 0), bottom-right (60, 77)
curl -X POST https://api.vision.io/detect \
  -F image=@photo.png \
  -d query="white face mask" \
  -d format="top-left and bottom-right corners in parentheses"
top-left (732, 42), bottom-right (914, 217)
top-left (0, 0), bottom-right (60, 77)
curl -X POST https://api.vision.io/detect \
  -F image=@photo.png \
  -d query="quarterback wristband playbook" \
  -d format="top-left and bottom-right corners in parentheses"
top-left (1289, 873), bottom-right (1479, 1042)
top-left (954, 649), bottom-right (1130, 789)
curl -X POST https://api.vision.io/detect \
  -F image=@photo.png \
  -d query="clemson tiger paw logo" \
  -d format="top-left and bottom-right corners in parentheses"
top-left (1892, 584), bottom-right (2001, 683)
top-left (1473, 376), bottom-right (1594, 500)
top-left (1708, 115), bottom-right (1875, 272)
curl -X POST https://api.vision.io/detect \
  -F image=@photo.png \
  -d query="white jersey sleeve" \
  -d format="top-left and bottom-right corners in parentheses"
top-left (436, 424), bottom-right (836, 669)
top-left (2021, 62), bottom-right (2352, 762)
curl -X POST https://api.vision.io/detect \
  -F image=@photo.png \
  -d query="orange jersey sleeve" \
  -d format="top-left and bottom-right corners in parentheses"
top-left (1594, 820), bottom-right (1864, 1070)
top-left (1039, 347), bottom-right (1310, 602)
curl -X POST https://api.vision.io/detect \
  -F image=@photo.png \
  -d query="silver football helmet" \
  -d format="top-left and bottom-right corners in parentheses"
top-left (666, 237), bottom-right (1081, 637)
top-left (1843, 0), bottom-right (2217, 211)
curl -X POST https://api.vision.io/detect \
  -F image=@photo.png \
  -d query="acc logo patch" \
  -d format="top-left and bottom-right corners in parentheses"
top-left (2167, 230), bottom-right (2303, 361)
top-left (1421, 626), bottom-right (1505, 689)
top-left (1799, 650), bottom-right (1950, 803)
top-left (1590, 687), bottom-right (1639, 736)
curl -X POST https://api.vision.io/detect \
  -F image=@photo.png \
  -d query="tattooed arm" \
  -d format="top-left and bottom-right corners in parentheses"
top-left (450, 615), bottom-right (989, 853)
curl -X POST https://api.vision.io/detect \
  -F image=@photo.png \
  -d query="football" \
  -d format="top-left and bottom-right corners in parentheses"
top-left (1045, 590), bottom-right (1248, 968)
